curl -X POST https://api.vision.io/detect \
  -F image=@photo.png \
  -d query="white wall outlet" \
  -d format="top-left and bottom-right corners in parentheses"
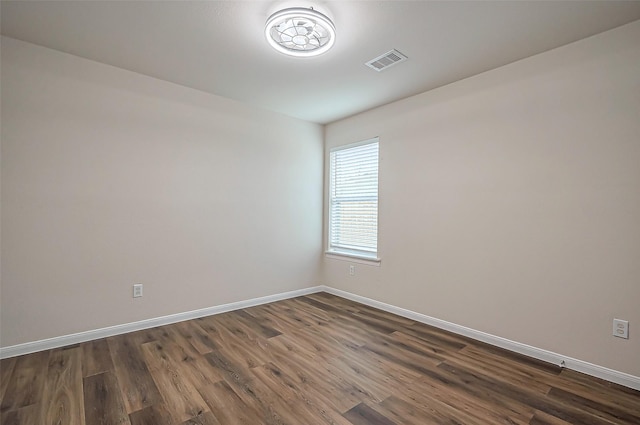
top-left (613, 319), bottom-right (629, 339)
top-left (349, 265), bottom-right (355, 276)
top-left (133, 283), bottom-right (143, 298)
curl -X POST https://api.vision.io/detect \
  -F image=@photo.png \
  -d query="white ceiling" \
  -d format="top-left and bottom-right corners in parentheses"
top-left (2, 1), bottom-right (640, 124)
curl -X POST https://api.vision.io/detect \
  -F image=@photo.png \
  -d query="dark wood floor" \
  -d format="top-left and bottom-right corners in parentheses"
top-left (1, 293), bottom-right (639, 425)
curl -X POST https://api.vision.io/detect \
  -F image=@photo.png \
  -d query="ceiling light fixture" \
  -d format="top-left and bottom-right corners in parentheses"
top-left (265, 7), bottom-right (336, 57)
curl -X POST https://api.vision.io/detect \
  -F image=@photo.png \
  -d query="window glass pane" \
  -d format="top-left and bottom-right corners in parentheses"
top-left (329, 139), bottom-right (379, 257)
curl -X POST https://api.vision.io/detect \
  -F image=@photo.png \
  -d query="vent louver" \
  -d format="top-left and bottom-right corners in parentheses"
top-left (365, 49), bottom-right (408, 72)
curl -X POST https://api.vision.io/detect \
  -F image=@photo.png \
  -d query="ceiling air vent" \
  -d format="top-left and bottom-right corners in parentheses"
top-left (365, 49), bottom-right (408, 72)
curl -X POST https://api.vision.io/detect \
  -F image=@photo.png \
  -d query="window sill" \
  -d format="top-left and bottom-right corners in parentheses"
top-left (325, 251), bottom-right (381, 266)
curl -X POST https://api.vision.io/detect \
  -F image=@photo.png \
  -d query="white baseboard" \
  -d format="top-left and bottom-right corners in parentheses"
top-left (0, 286), bottom-right (324, 359)
top-left (321, 286), bottom-right (640, 391)
top-left (2, 284), bottom-right (638, 391)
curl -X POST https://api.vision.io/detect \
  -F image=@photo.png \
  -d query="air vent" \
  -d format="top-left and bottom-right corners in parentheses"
top-left (365, 49), bottom-right (408, 72)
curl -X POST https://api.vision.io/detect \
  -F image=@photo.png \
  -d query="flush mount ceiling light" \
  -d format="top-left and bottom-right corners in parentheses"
top-left (265, 7), bottom-right (336, 57)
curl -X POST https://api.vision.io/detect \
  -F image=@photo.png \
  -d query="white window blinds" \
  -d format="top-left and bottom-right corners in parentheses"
top-left (329, 139), bottom-right (379, 258)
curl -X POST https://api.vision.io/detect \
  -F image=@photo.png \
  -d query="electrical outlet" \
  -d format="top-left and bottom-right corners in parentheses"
top-left (613, 319), bottom-right (629, 339)
top-left (133, 283), bottom-right (143, 298)
top-left (349, 265), bottom-right (355, 276)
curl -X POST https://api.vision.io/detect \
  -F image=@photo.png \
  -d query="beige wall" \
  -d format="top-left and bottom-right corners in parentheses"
top-left (324, 21), bottom-right (640, 376)
top-left (0, 37), bottom-right (323, 347)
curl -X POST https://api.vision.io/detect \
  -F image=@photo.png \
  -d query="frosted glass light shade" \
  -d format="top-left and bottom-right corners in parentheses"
top-left (265, 7), bottom-right (336, 57)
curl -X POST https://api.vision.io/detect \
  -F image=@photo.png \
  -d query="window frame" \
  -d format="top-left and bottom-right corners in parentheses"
top-left (326, 137), bottom-right (380, 263)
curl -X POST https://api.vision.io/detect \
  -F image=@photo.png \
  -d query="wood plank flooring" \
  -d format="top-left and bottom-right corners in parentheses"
top-left (1, 293), bottom-right (639, 425)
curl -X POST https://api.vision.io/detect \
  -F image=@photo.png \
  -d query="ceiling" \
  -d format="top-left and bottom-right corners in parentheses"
top-left (2, 1), bottom-right (640, 124)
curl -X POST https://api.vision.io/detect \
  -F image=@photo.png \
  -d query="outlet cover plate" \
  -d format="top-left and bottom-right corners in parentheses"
top-left (133, 283), bottom-right (143, 298)
top-left (613, 319), bottom-right (629, 339)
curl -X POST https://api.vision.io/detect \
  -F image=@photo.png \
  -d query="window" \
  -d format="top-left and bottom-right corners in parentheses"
top-left (328, 138), bottom-right (379, 260)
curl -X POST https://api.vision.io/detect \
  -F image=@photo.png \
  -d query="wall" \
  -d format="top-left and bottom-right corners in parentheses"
top-left (324, 21), bottom-right (640, 376)
top-left (0, 37), bottom-right (323, 347)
